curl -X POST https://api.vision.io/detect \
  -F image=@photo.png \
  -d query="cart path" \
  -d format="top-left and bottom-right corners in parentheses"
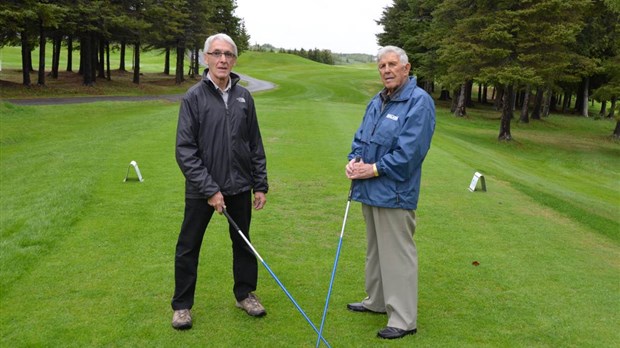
top-left (3, 73), bottom-right (276, 106)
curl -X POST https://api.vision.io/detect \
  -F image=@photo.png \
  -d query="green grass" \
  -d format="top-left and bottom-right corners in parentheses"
top-left (1, 52), bottom-right (619, 347)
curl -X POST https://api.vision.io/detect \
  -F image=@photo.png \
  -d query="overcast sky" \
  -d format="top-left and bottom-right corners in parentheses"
top-left (234, 0), bottom-right (394, 55)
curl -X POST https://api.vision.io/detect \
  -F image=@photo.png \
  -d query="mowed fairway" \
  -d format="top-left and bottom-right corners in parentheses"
top-left (1, 52), bottom-right (619, 347)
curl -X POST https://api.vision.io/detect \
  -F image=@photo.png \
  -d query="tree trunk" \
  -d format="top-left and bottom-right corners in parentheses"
top-left (511, 84), bottom-right (517, 113)
top-left (549, 92), bottom-right (558, 112)
top-left (494, 86), bottom-right (504, 110)
top-left (175, 40), bottom-right (185, 84)
top-left (20, 31), bottom-right (31, 86)
top-left (613, 120), bottom-right (620, 138)
top-left (439, 89), bottom-right (450, 100)
top-left (562, 93), bottom-right (572, 113)
top-left (51, 35), bottom-right (61, 79)
top-left (37, 19), bottom-right (46, 86)
top-left (454, 83), bottom-right (467, 117)
top-left (133, 41), bottom-right (140, 84)
top-left (105, 41), bottom-right (111, 80)
top-left (119, 41), bottom-right (126, 71)
top-left (608, 96), bottom-right (617, 118)
top-left (542, 86), bottom-right (552, 117)
top-left (81, 36), bottom-right (93, 86)
top-left (575, 82), bottom-right (584, 113)
top-left (482, 84), bottom-right (488, 103)
top-left (194, 46), bottom-right (200, 77)
top-left (599, 101), bottom-right (607, 116)
top-left (91, 34), bottom-right (97, 84)
top-left (66, 36), bottom-right (73, 72)
top-left (164, 47), bottom-right (170, 75)
top-left (188, 47), bottom-right (196, 78)
top-left (465, 80), bottom-right (474, 107)
top-left (450, 86), bottom-right (459, 113)
top-left (519, 84), bottom-right (530, 123)
top-left (582, 77), bottom-right (589, 117)
top-left (498, 84), bottom-right (514, 141)
top-left (531, 88), bottom-right (544, 120)
top-left (98, 37), bottom-right (105, 79)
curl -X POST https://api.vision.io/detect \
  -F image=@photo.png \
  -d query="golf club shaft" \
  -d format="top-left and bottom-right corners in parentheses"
top-left (316, 156), bottom-right (360, 347)
top-left (222, 209), bottom-right (331, 348)
top-left (315, 200), bottom-right (351, 347)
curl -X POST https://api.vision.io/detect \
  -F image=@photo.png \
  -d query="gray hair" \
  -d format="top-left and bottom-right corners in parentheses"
top-left (377, 46), bottom-right (409, 65)
top-left (204, 33), bottom-right (238, 57)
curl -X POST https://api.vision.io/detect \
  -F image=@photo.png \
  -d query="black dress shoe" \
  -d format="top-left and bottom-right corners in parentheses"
top-left (346, 303), bottom-right (386, 313)
top-left (377, 326), bottom-right (417, 339)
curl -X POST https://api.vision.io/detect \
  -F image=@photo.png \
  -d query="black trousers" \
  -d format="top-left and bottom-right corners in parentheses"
top-left (171, 191), bottom-right (258, 310)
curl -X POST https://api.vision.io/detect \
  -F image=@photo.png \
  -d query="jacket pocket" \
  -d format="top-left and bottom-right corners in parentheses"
top-left (370, 116), bottom-right (399, 147)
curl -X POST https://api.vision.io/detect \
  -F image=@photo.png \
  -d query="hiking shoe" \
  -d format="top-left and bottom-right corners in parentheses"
top-left (236, 293), bottom-right (267, 317)
top-left (172, 309), bottom-right (192, 330)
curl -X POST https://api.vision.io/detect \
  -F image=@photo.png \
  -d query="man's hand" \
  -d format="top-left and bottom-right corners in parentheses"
top-left (253, 192), bottom-right (266, 210)
top-left (208, 191), bottom-right (226, 213)
top-left (345, 158), bottom-right (376, 180)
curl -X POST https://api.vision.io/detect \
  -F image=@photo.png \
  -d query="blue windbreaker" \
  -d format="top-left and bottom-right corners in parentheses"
top-left (349, 77), bottom-right (435, 210)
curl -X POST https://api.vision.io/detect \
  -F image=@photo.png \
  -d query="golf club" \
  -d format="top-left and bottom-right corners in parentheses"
top-left (315, 156), bottom-right (360, 347)
top-left (222, 208), bottom-right (331, 347)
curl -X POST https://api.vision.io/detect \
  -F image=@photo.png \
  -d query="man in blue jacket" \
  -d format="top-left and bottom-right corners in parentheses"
top-left (171, 33), bottom-right (269, 330)
top-left (345, 45), bottom-right (435, 339)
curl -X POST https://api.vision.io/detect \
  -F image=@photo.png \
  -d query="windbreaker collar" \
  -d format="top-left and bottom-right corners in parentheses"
top-left (380, 76), bottom-right (418, 102)
top-left (202, 68), bottom-right (241, 89)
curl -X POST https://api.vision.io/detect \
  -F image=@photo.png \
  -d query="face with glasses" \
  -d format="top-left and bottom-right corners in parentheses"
top-left (205, 39), bottom-right (237, 87)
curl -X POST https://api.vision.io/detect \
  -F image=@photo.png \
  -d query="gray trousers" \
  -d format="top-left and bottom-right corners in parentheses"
top-left (361, 204), bottom-right (418, 331)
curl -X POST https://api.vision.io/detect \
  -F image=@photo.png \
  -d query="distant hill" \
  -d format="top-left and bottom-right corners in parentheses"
top-left (332, 53), bottom-right (376, 65)
top-left (247, 43), bottom-right (374, 65)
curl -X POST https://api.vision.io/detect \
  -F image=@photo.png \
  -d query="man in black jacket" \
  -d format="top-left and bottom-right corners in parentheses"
top-left (171, 33), bottom-right (269, 330)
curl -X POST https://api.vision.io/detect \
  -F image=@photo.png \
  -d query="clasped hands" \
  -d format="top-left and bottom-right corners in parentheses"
top-left (345, 158), bottom-right (376, 180)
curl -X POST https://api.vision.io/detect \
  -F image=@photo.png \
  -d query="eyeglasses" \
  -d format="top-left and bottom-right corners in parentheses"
top-left (206, 51), bottom-right (237, 59)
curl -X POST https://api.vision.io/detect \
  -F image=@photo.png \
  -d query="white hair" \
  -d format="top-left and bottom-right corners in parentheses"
top-left (377, 46), bottom-right (409, 65)
top-left (204, 33), bottom-right (238, 57)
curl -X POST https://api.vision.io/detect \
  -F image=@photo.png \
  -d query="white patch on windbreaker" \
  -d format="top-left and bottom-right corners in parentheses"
top-left (386, 114), bottom-right (399, 121)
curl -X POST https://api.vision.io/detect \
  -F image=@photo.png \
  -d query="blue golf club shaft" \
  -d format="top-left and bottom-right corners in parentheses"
top-left (222, 209), bottom-right (331, 347)
top-left (316, 156), bottom-right (360, 347)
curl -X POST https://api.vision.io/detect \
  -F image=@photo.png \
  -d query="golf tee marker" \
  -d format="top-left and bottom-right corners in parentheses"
top-left (468, 171), bottom-right (486, 192)
top-left (123, 160), bottom-right (144, 182)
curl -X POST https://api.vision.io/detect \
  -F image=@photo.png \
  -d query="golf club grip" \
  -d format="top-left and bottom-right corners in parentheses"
top-left (222, 209), bottom-right (240, 231)
top-left (347, 156), bottom-right (361, 201)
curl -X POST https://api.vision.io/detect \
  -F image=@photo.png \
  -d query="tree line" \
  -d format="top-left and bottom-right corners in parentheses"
top-left (377, 0), bottom-right (620, 139)
top-left (248, 43), bottom-right (336, 65)
top-left (0, 0), bottom-right (249, 87)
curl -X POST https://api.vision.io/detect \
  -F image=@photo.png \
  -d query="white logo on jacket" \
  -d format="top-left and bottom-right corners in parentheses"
top-left (236, 97), bottom-right (246, 103)
top-left (386, 114), bottom-right (399, 121)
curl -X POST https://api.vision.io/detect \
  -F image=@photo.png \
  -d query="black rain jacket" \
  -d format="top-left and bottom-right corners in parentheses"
top-left (175, 69), bottom-right (268, 199)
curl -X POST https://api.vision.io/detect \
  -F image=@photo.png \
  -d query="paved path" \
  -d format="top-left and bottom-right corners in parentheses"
top-left (3, 73), bottom-right (276, 106)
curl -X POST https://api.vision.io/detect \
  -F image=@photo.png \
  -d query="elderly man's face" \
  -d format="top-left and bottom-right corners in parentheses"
top-left (205, 39), bottom-right (237, 82)
top-left (378, 52), bottom-right (411, 94)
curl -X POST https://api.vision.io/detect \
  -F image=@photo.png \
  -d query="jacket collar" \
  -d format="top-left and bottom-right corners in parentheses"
top-left (380, 76), bottom-right (418, 103)
top-left (202, 69), bottom-right (241, 90)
